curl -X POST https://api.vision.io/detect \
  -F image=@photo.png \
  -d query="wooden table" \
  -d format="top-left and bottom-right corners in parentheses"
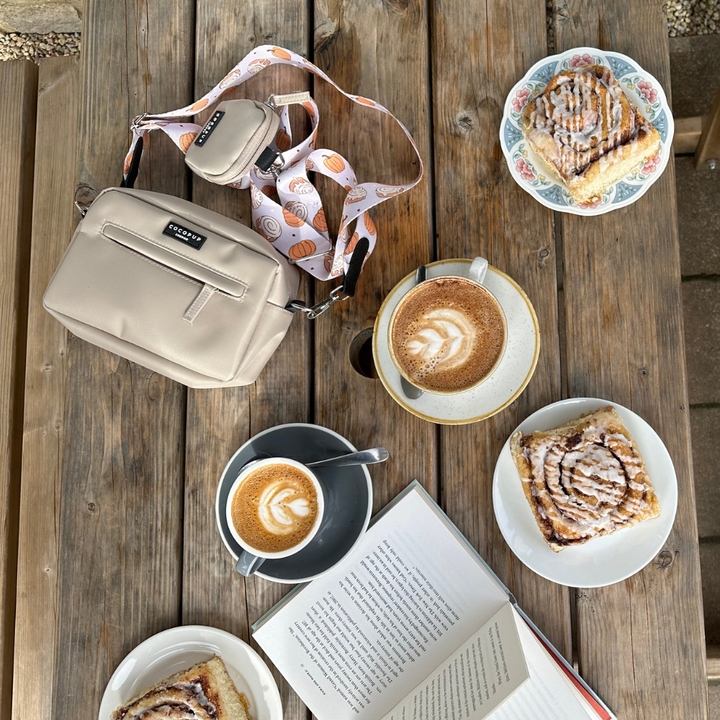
top-left (0, 0), bottom-right (709, 718)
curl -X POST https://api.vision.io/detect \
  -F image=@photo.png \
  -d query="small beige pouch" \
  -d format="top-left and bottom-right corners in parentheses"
top-left (184, 99), bottom-right (280, 185)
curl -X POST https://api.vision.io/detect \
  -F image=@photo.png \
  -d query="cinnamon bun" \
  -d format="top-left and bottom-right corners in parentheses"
top-left (510, 406), bottom-right (660, 552)
top-left (522, 65), bottom-right (661, 204)
top-left (112, 657), bottom-right (250, 720)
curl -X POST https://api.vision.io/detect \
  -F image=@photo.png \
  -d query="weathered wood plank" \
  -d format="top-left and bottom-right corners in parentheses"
top-left (310, 8), bottom-right (436, 720)
top-left (0, 59), bottom-right (37, 720)
top-left (12, 56), bottom-right (79, 720)
top-left (312, 0), bottom-right (437, 513)
top-left (52, 1), bottom-right (194, 718)
top-left (186, 5), bottom-right (312, 720)
top-left (552, 2), bottom-right (708, 717)
top-left (431, 0), bottom-right (572, 659)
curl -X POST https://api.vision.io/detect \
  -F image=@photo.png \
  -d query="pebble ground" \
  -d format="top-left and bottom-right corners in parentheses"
top-left (0, 32), bottom-right (79, 61)
top-left (667, 0), bottom-right (720, 36)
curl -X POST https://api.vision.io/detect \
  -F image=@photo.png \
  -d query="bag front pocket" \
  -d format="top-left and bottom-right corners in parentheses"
top-left (45, 225), bottom-right (275, 383)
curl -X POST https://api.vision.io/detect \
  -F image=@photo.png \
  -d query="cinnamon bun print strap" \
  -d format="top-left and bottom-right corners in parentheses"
top-left (120, 135), bottom-right (143, 189)
top-left (122, 45), bottom-right (424, 282)
top-left (128, 45), bottom-right (423, 180)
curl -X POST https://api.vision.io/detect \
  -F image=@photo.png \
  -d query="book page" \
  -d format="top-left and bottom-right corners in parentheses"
top-left (382, 602), bottom-right (529, 720)
top-left (253, 487), bottom-right (510, 720)
top-left (488, 609), bottom-right (595, 720)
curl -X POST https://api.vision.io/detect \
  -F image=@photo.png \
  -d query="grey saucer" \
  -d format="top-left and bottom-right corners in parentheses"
top-left (215, 423), bottom-right (373, 584)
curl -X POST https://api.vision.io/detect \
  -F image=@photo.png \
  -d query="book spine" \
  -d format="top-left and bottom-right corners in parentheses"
top-left (515, 606), bottom-right (616, 720)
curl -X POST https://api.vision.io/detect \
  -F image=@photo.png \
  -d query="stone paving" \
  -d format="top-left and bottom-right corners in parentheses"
top-left (0, 0), bottom-right (80, 34)
top-left (670, 37), bottom-right (720, 716)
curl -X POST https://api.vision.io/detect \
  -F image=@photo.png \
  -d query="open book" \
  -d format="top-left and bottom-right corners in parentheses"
top-left (253, 482), bottom-right (615, 720)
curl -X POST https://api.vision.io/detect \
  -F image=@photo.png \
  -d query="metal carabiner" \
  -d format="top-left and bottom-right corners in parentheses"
top-left (286, 286), bottom-right (350, 319)
top-left (130, 112), bottom-right (149, 131)
top-left (74, 200), bottom-right (90, 217)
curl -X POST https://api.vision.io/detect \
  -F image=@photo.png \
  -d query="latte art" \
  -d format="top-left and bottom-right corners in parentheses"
top-left (390, 277), bottom-right (506, 394)
top-left (405, 308), bottom-right (475, 371)
top-left (231, 463), bottom-right (319, 553)
top-left (257, 484), bottom-right (312, 535)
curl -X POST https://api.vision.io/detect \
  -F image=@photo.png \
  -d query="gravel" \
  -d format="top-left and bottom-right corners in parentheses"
top-left (667, 0), bottom-right (720, 36)
top-left (0, 32), bottom-right (80, 62)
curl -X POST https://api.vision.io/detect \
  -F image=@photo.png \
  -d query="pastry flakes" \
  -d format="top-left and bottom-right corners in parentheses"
top-left (510, 406), bottom-right (660, 552)
top-left (112, 656), bottom-right (250, 720)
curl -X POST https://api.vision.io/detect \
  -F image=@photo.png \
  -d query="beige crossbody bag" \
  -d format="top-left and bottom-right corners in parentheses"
top-left (43, 45), bottom-right (422, 389)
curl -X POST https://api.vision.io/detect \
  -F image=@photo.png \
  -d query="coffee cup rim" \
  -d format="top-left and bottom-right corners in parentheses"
top-left (387, 273), bottom-right (509, 396)
top-left (225, 457), bottom-right (325, 559)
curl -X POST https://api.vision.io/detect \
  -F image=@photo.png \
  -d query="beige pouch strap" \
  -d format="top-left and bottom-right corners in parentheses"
top-left (123, 45), bottom-right (424, 283)
top-left (269, 91), bottom-right (311, 107)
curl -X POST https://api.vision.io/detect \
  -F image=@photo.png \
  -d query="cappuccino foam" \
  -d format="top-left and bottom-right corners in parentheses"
top-left (390, 277), bottom-right (505, 393)
top-left (231, 463), bottom-right (319, 553)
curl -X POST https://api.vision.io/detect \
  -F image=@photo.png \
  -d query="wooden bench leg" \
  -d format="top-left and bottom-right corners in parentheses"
top-left (709, 645), bottom-right (720, 682)
top-left (695, 82), bottom-right (720, 168)
top-left (673, 116), bottom-right (704, 155)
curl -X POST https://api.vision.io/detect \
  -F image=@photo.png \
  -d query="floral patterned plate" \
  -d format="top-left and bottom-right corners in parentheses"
top-left (500, 47), bottom-right (674, 216)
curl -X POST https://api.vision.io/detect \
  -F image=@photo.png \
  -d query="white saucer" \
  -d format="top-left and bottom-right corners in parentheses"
top-left (492, 398), bottom-right (678, 588)
top-left (372, 259), bottom-right (540, 424)
top-left (98, 625), bottom-right (282, 720)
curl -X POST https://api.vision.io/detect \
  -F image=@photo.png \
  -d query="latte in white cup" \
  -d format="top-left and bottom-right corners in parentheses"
top-left (388, 259), bottom-right (507, 395)
top-left (226, 457), bottom-right (324, 561)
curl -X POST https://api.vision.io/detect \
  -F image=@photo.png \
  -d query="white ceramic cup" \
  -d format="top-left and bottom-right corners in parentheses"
top-left (226, 457), bottom-right (325, 576)
top-left (387, 257), bottom-right (508, 395)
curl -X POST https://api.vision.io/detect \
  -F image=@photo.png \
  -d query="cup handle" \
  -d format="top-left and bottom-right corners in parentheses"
top-left (469, 257), bottom-right (488, 285)
top-left (235, 550), bottom-right (265, 577)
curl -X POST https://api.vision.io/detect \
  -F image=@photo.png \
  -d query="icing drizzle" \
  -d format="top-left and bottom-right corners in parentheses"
top-left (522, 422), bottom-right (656, 545)
top-left (524, 65), bottom-right (653, 178)
top-left (113, 681), bottom-right (218, 720)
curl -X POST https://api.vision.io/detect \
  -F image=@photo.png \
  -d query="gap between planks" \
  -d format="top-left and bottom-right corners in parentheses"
top-left (0, 58), bottom-right (38, 720)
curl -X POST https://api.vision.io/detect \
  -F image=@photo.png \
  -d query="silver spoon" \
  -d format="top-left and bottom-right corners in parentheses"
top-left (306, 447), bottom-right (389, 468)
top-left (400, 265), bottom-right (427, 400)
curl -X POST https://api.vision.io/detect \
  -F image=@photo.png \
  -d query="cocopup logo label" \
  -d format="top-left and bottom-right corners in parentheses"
top-left (194, 110), bottom-right (225, 147)
top-left (162, 221), bottom-right (208, 250)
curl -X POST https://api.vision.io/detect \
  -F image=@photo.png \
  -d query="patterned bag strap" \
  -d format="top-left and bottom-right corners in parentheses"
top-left (124, 45), bottom-right (423, 283)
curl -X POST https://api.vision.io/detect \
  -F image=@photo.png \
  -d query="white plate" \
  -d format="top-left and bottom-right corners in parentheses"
top-left (98, 625), bottom-right (282, 720)
top-left (372, 259), bottom-right (540, 425)
top-left (492, 398), bottom-right (678, 587)
top-left (500, 47), bottom-right (674, 215)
